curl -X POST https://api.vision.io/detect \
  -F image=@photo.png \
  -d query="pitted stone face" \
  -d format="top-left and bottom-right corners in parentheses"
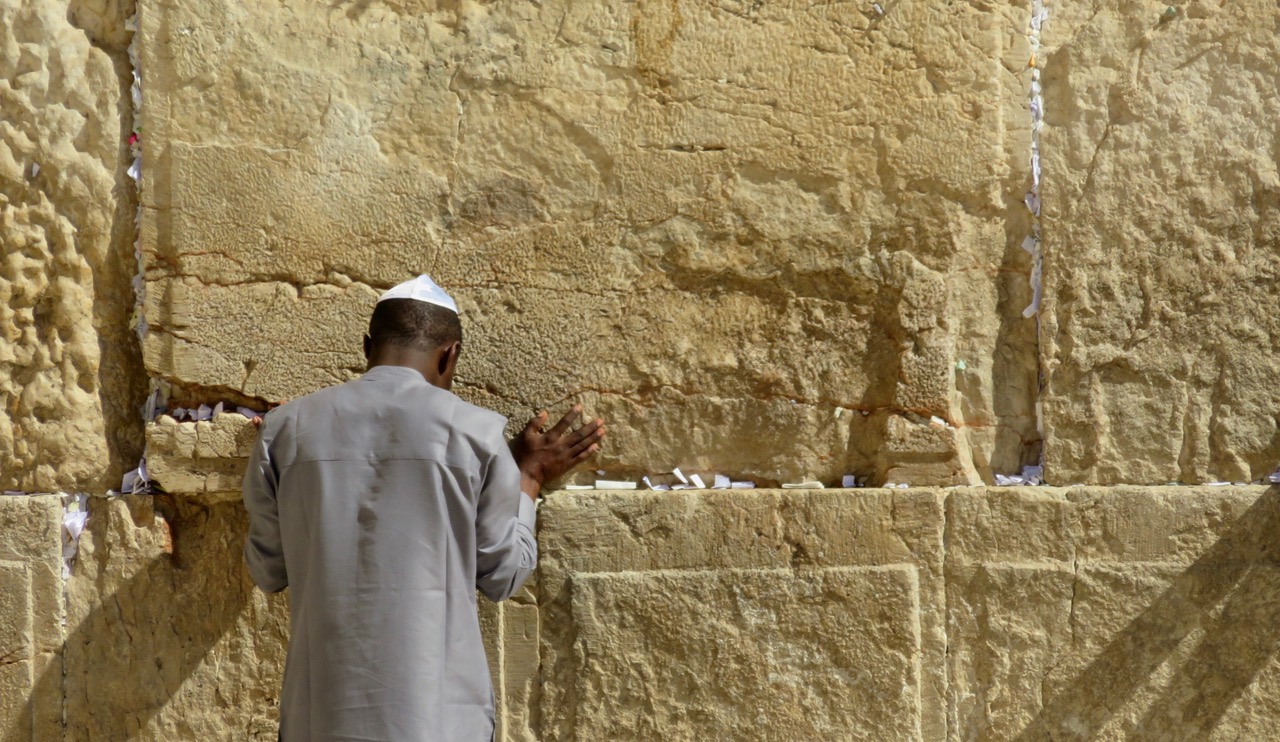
top-left (1039, 2), bottom-right (1280, 485)
top-left (0, 0), bottom-right (145, 492)
top-left (135, 0), bottom-right (1042, 487)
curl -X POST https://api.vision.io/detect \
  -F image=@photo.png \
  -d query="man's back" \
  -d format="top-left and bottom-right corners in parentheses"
top-left (243, 364), bottom-right (536, 741)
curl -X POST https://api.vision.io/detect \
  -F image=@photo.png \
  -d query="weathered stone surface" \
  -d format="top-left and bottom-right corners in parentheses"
top-left (479, 587), bottom-right (541, 742)
top-left (10, 479), bottom-right (1280, 742)
top-left (10, 0), bottom-right (1280, 740)
top-left (49, 492), bottom-right (526, 740)
top-left (536, 488), bottom-right (946, 741)
top-left (1039, 2), bottom-right (1280, 484)
top-left (137, 0), bottom-right (1042, 486)
top-left (567, 567), bottom-right (922, 741)
top-left (0, 0), bottom-right (145, 492)
top-left (0, 495), bottom-right (63, 742)
top-left (948, 561), bottom-right (1075, 741)
top-left (62, 495), bottom-right (290, 741)
top-left (948, 485), bottom-right (1280, 742)
top-left (145, 413), bottom-right (258, 495)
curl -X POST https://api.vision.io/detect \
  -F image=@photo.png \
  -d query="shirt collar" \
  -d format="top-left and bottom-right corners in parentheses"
top-left (361, 364), bottom-right (429, 384)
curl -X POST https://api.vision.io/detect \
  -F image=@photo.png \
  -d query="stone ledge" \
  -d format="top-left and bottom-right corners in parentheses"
top-left (46, 482), bottom-right (1280, 741)
top-left (145, 414), bottom-right (258, 495)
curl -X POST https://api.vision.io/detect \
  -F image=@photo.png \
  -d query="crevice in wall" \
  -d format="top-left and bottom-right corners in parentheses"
top-left (60, 489), bottom-right (88, 733)
top-left (119, 10), bottom-right (156, 497)
top-left (941, 489), bottom-right (953, 742)
top-left (1022, 1), bottom-right (1049, 479)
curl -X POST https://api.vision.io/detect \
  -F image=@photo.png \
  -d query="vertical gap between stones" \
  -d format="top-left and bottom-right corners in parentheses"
top-left (59, 491), bottom-right (88, 733)
top-left (941, 489), bottom-right (953, 742)
top-left (122, 11), bottom-right (160, 497)
top-left (1026, 1), bottom-right (1047, 468)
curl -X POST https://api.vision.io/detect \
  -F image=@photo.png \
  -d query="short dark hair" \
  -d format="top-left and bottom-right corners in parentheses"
top-left (367, 298), bottom-right (462, 352)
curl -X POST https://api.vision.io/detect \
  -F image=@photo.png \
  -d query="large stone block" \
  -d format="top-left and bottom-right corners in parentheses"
top-left (565, 567), bottom-right (922, 741)
top-left (947, 485), bottom-right (1280, 742)
top-left (0, 495), bottom-right (63, 742)
top-left (1039, 1), bottom-right (1280, 484)
top-left (62, 495), bottom-right (290, 741)
top-left (136, 0), bottom-right (1042, 486)
top-left (145, 413), bottom-right (258, 495)
top-left (536, 488), bottom-right (946, 741)
top-left (0, 0), bottom-right (145, 491)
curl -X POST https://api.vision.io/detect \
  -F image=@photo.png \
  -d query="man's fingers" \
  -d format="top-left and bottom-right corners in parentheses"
top-left (570, 443), bottom-right (600, 464)
top-left (568, 426), bottom-right (605, 455)
top-left (565, 418), bottom-right (603, 445)
top-left (546, 405), bottom-right (582, 439)
top-left (523, 411), bottom-right (549, 435)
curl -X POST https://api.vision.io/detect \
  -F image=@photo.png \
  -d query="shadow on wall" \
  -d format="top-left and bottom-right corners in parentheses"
top-left (3, 496), bottom-right (287, 742)
top-left (1017, 486), bottom-right (1280, 741)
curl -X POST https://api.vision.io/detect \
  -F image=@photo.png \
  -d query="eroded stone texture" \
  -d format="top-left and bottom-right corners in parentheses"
top-left (137, 0), bottom-right (1042, 486)
top-left (535, 488), bottom-right (946, 741)
top-left (63, 495), bottom-right (290, 741)
top-left (947, 485), bottom-right (1280, 742)
top-left (1039, 2), bottom-right (1280, 484)
top-left (569, 567), bottom-right (922, 741)
top-left (0, 0), bottom-right (145, 492)
top-left (0, 495), bottom-right (63, 742)
top-left (12, 481), bottom-right (1280, 742)
top-left (145, 413), bottom-right (258, 495)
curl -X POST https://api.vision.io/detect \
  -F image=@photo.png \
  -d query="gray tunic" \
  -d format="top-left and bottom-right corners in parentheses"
top-left (242, 364), bottom-right (537, 741)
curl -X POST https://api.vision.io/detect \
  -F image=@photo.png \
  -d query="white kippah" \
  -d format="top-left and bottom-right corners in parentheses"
top-left (376, 274), bottom-right (458, 314)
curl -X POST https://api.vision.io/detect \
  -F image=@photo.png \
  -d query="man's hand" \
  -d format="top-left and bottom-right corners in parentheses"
top-left (512, 405), bottom-right (605, 499)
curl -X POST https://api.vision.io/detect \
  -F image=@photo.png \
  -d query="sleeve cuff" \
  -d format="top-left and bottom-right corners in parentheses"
top-left (517, 493), bottom-right (538, 528)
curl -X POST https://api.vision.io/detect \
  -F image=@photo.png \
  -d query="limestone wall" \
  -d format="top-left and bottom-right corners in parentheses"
top-left (1, 0), bottom-right (145, 493)
top-left (7, 484), bottom-right (1280, 741)
top-left (1040, 1), bottom-right (1280, 485)
top-left (3, 0), bottom-right (1280, 740)
top-left (134, 0), bottom-right (1041, 487)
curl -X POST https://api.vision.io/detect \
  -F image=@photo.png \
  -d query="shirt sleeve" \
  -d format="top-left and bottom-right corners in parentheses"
top-left (474, 423), bottom-right (538, 602)
top-left (242, 416), bottom-right (288, 593)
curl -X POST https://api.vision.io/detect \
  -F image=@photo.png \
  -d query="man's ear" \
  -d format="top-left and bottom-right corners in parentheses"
top-left (439, 340), bottom-right (462, 377)
top-left (362, 334), bottom-right (372, 361)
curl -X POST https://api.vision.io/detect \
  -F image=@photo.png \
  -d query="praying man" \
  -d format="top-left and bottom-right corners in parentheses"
top-left (242, 275), bottom-right (605, 741)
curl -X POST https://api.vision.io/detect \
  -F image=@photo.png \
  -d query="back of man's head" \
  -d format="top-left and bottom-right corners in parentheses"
top-left (367, 298), bottom-right (462, 353)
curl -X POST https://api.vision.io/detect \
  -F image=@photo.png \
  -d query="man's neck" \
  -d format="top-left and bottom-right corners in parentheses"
top-left (366, 348), bottom-right (447, 388)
